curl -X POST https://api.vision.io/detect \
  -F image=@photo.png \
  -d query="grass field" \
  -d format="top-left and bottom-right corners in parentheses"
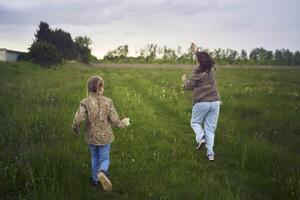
top-left (0, 61), bottom-right (299, 200)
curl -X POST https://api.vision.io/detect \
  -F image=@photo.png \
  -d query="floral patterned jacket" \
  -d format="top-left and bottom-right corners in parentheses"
top-left (72, 92), bottom-right (125, 145)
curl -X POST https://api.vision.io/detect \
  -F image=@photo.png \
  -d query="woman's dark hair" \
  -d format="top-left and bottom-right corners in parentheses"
top-left (196, 51), bottom-right (214, 72)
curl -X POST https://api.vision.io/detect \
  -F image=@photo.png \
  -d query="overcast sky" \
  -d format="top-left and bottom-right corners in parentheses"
top-left (0, 0), bottom-right (299, 58)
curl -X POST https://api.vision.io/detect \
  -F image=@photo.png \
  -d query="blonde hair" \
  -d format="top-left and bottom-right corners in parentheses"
top-left (87, 75), bottom-right (104, 96)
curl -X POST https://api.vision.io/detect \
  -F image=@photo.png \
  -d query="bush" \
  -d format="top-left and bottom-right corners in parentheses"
top-left (90, 54), bottom-right (98, 62)
top-left (29, 41), bottom-right (62, 67)
top-left (17, 52), bottom-right (30, 61)
top-left (76, 46), bottom-right (91, 64)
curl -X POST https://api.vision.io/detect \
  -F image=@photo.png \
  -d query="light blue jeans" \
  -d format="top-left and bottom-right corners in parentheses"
top-left (191, 101), bottom-right (220, 156)
top-left (89, 144), bottom-right (111, 181)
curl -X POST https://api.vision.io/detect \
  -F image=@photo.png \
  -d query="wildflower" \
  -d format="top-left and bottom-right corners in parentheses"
top-left (243, 86), bottom-right (252, 92)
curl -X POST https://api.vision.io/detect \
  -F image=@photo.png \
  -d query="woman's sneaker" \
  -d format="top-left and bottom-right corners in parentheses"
top-left (97, 171), bottom-right (112, 191)
top-left (207, 154), bottom-right (215, 161)
top-left (196, 139), bottom-right (206, 150)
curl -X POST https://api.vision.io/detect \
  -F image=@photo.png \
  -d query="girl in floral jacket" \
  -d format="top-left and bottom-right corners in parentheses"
top-left (72, 75), bottom-right (130, 191)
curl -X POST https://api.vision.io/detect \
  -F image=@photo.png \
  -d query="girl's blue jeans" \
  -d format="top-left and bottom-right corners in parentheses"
top-left (191, 101), bottom-right (220, 156)
top-left (88, 143), bottom-right (111, 181)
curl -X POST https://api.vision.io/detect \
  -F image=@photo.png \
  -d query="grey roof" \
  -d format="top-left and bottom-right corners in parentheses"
top-left (0, 48), bottom-right (26, 54)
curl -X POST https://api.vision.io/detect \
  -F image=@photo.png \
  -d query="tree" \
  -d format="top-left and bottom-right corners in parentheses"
top-left (274, 49), bottom-right (283, 65)
top-left (291, 51), bottom-right (300, 66)
top-left (250, 48), bottom-right (259, 63)
top-left (162, 46), bottom-right (177, 62)
top-left (34, 22), bottom-right (76, 59)
top-left (225, 49), bottom-right (238, 64)
top-left (50, 29), bottom-right (76, 59)
top-left (176, 45), bottom-right (182, 57)
top-left (265, 50), bottom-right (273, 65)
top-left (30, 21), bottom-right (95, 65)
top-left (116, 45), bottom-right (129, 58)
top-left (240, 49), bottom-right (248, 64)
top-left (139, 44), bottom-right (158, 62)
top-left (77, 46), bottom-right (91, 64)
top-left (282, 49), bottom-right (293, 66)
top-left (103, 45), bottom-right (129, 62)
top-left (75, 36), bottom-right (92, 48)
top-left (34, 21), bottom-right (51, 42)
top-left (28, 41), bottom-right (62, 67)
top-left (75, 36), bottom-right (93, 63)
top-left (178, 43), bottom-right (196, 64)
top-left (257, 48), bottom-right (266, 64)
top-left (213, 48), bottom-right (222, 64)
top-left (99, 43), bottom-right (300, 66)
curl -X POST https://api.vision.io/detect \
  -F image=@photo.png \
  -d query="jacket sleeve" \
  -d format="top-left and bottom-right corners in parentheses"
top-left (183, 67), bottom-right (200, 90)
top-left (72, 102), bottom-right (87, 135)
top-left (108, 100), bottom-right (125, 128)
top-left (184, 79), bottom-right (197, 90)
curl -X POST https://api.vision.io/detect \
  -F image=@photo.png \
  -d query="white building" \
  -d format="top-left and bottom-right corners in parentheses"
top-left (0, 48), bottom-right (25, 61)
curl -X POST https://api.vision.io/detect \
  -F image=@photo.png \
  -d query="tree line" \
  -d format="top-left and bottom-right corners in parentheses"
top-left (20, 21), bottom-right (300, 67)
top-left (21, 21), bottom-right (95, 67)
top-left (101, 44), bottom-right (300, 66)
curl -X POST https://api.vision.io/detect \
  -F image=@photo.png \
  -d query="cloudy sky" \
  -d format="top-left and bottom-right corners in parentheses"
top-left (0, 0), bottom-right (299, 58)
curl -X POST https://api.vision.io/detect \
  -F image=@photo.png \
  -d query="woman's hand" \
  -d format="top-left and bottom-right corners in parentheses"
top-left (181, 74), bottom-right (187, 82)
top-left (191, 42), bottom-right (197, 53)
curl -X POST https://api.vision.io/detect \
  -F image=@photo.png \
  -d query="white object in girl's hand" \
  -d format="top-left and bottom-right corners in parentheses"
top-left (181, 74), bottom-right (187, 82)
top-left (122, 118), bottom-right (130, 126)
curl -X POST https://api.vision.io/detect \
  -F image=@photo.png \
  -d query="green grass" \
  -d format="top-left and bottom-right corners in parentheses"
top-left (0, 61), bottom-right (299, 200)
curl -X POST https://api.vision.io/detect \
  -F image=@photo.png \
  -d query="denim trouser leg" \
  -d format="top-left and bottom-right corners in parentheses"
top-left (191, 101), bottom-right (220, 156)
top-left (191, 103), bottom-right (210, 143)
top-left (99, 144), bottom-right (111, 172)
top-left (89, 144), bottom-right (111, 181)
top-left (204, 101), bottom-right (220, 156)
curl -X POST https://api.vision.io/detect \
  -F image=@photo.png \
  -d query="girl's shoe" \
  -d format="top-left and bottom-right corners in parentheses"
top-left (89, 177), bottom-right (99, 188)
top-left (97, 171), bottom-right (112, 191)
top-left (196, 139), bottom-right (206, 150)
top-left (207, 154), bottom-right (215, 161)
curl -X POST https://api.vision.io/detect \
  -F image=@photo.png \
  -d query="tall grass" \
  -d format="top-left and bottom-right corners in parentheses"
top-left (0, 61), bottom-right (299, 200)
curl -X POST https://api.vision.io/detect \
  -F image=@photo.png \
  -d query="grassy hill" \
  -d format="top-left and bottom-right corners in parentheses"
top-left (0, 61), bottom-right (299, 200)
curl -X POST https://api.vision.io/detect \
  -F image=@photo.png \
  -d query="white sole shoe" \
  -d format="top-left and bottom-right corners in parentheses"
top-left (97, 172), bottom-right (112, 191)
top-left (207, 155), bottom-right (215, 161)
top-left (196, 139), bottom-right (206, 150)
